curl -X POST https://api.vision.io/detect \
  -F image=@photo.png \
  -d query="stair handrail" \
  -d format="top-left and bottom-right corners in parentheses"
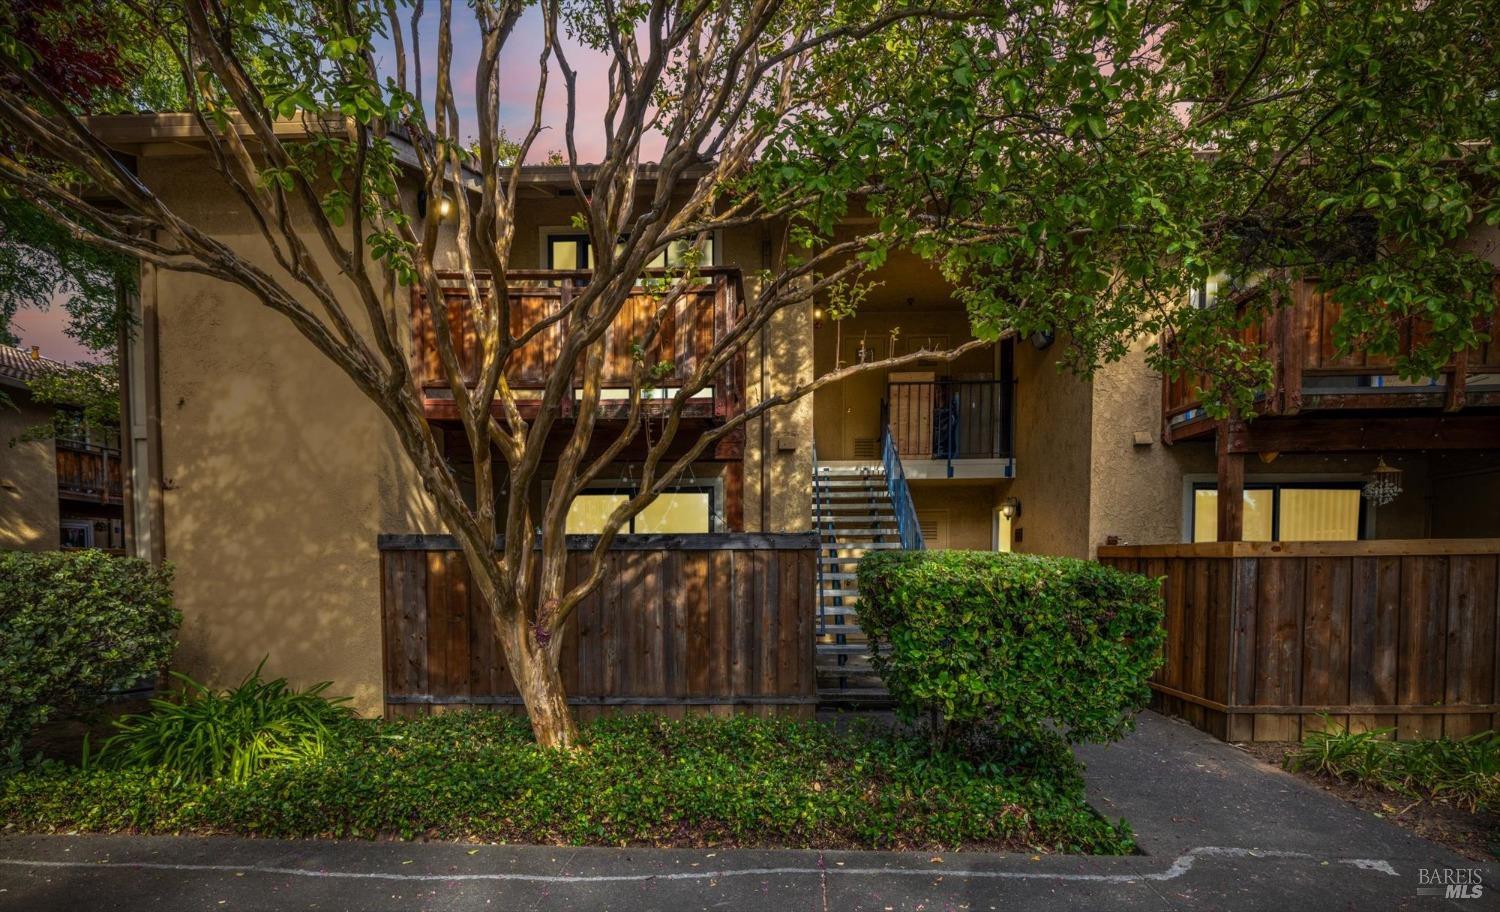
top-left (812, 442), bottom-right (827, 632)
top-left (879, 414), bottom-right (925, 552)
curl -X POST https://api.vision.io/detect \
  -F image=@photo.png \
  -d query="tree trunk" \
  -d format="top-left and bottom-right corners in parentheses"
top-left (495, 612), bottom-right (579, 750)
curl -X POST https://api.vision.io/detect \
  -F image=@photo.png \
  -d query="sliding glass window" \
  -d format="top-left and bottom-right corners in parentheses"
top-left (1190, 483), bottom-right (1363, 543)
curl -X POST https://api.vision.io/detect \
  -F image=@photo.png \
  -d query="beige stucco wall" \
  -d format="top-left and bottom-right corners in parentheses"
top-left (1004, 342), bottom-right (1094, 558)
top-left (909, 481), bottom-right (1005, 550)
top-left (140, 156), bottom-right (442, 714)
top-left (0, 388), bottom-right (59, 550)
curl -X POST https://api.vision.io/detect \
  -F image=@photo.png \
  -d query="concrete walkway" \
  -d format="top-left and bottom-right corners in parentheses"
top-left (0, 712), bottom-right (1492, 911)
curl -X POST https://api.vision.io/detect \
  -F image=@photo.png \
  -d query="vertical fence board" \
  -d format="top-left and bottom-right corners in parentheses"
top-left (1444, 556), bottom-right (1498, 738)
top-left (1399, 556), bottom-right (1448, 739)
top-left (1100, 542), bottom-right (1500, 742)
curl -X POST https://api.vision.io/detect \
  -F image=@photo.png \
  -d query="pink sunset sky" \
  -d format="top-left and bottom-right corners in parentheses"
top-left (14, 10), bottom-right (626, 363)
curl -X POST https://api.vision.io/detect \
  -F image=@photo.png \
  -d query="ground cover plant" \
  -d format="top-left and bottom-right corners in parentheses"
top-left (2, 711), bottom-right (1134, 853)
top-left (1286, 723), bottom-right (1500, 813)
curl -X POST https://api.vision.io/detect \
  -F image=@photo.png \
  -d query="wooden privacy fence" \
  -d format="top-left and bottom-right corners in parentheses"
top-left (378, 533), bottom-right (818, 719)
top-left (1098, 540), bottom-right (1500, 742)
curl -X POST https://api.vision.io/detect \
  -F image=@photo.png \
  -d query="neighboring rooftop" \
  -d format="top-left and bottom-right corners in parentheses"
top-left (0, 343), bottom-right (65, 389)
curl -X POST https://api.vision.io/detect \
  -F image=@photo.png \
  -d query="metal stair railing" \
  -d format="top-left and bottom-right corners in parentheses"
top-left (879, 410), bottom-right (924, 552)
top-left (812, 443), bottom-right (827, 633)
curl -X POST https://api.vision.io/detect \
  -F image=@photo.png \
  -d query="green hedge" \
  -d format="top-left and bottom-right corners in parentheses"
top-left (2, 713), bottom-right (1134, 853)
top-left (0, 550), bottom-right (178, 749)
top-left (858, 550), bottom-right (1164, 744)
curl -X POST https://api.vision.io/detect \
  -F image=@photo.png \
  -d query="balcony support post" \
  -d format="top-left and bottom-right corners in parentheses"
top-left (1216, 420), bottom-right (1245, 543)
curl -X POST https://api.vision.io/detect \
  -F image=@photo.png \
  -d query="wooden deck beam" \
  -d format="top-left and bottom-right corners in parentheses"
top-left (1221, 414), bottom-right (1500, 454)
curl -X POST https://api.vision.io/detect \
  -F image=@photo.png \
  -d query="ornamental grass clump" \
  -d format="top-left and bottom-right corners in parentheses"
top-left (857, 550), bottom-right (1164, 747)
top-left (1287, 723), bottom-right (1500, 812)
top-left (95, 662), bottom-right (354, 784)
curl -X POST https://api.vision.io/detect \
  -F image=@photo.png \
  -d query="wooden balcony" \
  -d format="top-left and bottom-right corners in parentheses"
top-left (55, 440), bottom-right (123, 504)
top-left (884, 378), bottom-right (1015, 479)
top-left (411, 269), bottom-right (745, 426)
top-left (1164, 278), bottom-right (1500, 443)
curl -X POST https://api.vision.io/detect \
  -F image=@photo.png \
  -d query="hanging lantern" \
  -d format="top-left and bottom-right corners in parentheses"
top-left (1362, 457), bottom-right (1403, 506)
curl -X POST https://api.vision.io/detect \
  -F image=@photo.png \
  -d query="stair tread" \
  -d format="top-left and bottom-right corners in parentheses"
top-left (816, 643), bottom-right (889, 655)
top-left (823, 542), bottom-right (903, 550)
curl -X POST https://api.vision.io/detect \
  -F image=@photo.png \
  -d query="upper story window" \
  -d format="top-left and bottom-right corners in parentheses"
top-left (543, 231), bottom-right (716, 272)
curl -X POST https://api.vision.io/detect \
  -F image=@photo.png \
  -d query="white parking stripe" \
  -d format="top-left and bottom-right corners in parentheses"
top-left (0, 846), bottom-right (1399, 884)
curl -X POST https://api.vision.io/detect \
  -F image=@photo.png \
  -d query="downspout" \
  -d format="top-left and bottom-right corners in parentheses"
top-left (759, 320), bottom-right (768, 531)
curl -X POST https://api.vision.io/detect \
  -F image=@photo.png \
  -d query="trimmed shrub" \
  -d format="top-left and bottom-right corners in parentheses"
top-left (97, 664), bottom-right (355, 784)
top-left (2, 714), bottom-right (1136, 853)
top-left (0, 550), bottom-right (178, 749)
top-left (857, 550), bottom-right (1164, 744)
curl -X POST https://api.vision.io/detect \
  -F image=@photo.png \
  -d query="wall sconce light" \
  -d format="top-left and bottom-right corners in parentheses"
top-left (999, 497), bottom-right (1021, 521)
top-left (416, 190), bottom-right (453, 220)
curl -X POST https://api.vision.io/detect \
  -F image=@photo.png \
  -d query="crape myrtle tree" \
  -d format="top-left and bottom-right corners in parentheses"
top-left (1, 0), bottom-right (1496, 747)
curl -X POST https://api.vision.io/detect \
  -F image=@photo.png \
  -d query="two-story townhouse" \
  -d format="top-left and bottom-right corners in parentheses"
top-left (92, 114), bottom-right (1500, 735)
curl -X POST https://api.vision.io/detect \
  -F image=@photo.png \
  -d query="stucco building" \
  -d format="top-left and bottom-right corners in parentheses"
top-left (90, 115), bottom-right (1500, 736)
top-left (1, 344), bottom-right (124, 552)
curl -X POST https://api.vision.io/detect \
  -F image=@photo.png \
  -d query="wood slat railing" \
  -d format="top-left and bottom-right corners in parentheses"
top-left (411, 269), bottom-right (745, 422)
top-left (54, 440), bottom-right (123, 502)
top-left (1163, 277), bottom-right (1500, 434)
top-left (1099, 539), bottom-right (1500, 742)
top-left (378, 533), bottom-right (818, 719)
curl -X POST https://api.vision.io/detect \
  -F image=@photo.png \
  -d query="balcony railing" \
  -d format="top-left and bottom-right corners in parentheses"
top-left (1164, 278), bottom-right (1500, 439)
top-left (411, 268), bottom-right (744, 422)
top-left (886, 379), bottom-right (1012, 462)
top-left (55, 440), bottom-right (123, 502)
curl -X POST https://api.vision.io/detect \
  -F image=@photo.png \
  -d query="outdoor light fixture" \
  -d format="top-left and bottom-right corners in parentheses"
top-left (1362, 457), bottom-right (1403, 506)
top-left (999, 497), bottom-right (1021, 520)
top-left (416, 190), bottom-right (453, 220)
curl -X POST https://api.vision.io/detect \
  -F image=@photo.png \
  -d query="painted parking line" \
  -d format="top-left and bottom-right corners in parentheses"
top-left (0, 846), bottom-right (1398, 884)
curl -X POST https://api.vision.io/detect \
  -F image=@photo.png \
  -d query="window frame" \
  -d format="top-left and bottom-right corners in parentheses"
top-left (545, 233), bottom-right (591, 270)
top-left (564, 483), bottom-right (721, 535)
top-left (538, 226), bottom-right (721, 270)
top-left (1187, 480), bottom-right (1368, 542)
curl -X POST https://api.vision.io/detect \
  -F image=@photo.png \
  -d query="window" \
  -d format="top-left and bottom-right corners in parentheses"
top-left (641, 236), bottom-right (715, 269)
top-left (546, 234), bottom-right (590, 270)
top-left (59, 519), bottom-right (94, 549)
top-left (565, 486), bottom-right (715, 534)
top-left (543, 230), bottom-right (715, 271)
top-left (1190, 483), bottom-right (1363, 543)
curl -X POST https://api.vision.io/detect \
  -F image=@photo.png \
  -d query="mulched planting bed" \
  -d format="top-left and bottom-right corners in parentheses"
top-left (1, 713), bottom-right (1134, 854)
top-left (1239, 741), bottom-right (1499, 862)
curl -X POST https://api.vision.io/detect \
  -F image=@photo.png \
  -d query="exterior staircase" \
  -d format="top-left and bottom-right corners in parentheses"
top-left (813, 460), bottom-right (900, 702)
